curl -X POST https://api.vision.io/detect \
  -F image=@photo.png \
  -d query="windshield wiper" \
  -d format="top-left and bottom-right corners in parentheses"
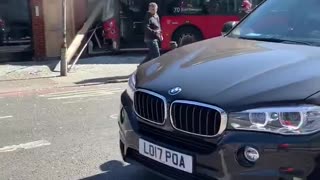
top-left (239, 36), bottom-right (314, 46)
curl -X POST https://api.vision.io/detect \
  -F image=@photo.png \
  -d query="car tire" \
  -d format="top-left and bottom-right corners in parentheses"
top-left (173, 27), bottom-right (203, 47)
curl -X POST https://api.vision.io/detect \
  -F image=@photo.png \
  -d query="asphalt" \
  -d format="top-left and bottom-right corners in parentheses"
top-left (0, 83), bottom-right (165, 180)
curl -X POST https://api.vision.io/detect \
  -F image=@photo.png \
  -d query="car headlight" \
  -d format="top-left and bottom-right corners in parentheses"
top-left (127, 71), bottom-right (136, 100)
top-left (228, 105), bottom-right (320, 135)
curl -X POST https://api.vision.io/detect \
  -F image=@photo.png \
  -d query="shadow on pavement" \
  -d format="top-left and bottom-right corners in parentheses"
top-left (80, 160), bottom-right (165, 180)
top-left (75, 76), bottom-right (130, 85)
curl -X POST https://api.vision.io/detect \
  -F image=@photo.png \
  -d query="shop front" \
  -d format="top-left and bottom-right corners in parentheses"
top-left (0, 0), bottom-right (89, 62)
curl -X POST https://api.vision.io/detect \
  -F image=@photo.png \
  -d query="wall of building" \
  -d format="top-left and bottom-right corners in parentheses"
top-left (29, 0), bottom-right (96, 60)
top-left (42, 0), bottom-right (88, 58)
top-left (74, 0), bottom-right (88, 31)
top-left (88, 0), bottom-right (100, 14)
top-left (42, 0), bottom-right (62, 58)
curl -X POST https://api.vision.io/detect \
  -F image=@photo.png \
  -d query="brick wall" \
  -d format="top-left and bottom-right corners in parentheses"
top-left (30, 0), bottom-right (46, 60)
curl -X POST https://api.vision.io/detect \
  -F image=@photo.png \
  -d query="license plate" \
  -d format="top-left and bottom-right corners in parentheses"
top-left (139, 139), bottom-right (193, 173)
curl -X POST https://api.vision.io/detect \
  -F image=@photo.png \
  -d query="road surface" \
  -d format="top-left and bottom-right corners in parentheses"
top-left (0, 83), bottom-right (165, 180)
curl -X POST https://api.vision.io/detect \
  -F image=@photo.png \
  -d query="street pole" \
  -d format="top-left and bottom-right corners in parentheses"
top-left (60, 0), bottom-right (67, 76)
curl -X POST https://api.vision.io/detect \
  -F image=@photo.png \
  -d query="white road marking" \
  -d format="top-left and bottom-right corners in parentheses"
top-left (39, 88), bottom-right (122, 97)
top-left (39, 89), bottom-right (102, 97)
top-left (62, 97), bottom-right (111, 104)
top-left (46, 90), bottom-right (123, 100)
top-left (0, 116), bottom-right (13, 120)
top-left (110, 114), bottom-right (119, 119)
top-left (39, 88), bottom-right (123, 101)
top-left (48, 91), bottom-right (121, 100)
top-left (0, 140), bottom-right (51, 153)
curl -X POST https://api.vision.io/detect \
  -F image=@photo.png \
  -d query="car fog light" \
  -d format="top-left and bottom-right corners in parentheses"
top-left (120, 108), bottom-right (126, 124)
top-left (293, 178), bottom-right (303, 180)
top-left (244, 146), bottom-right (260, 162)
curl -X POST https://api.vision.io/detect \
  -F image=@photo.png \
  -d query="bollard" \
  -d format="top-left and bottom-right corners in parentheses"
top-left (60, 46), bottom-right (67, 76)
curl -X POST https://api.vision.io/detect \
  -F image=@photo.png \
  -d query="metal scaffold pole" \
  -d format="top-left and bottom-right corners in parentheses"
top-left (60, 0), bottom-right (68, 76)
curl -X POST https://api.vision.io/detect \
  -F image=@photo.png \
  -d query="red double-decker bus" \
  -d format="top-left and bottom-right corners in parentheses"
top-left (102, 0), bottom-right (263, 51)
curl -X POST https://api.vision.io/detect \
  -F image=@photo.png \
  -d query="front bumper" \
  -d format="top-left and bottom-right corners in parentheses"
top-left (118, 91), bottom-right (320, 180)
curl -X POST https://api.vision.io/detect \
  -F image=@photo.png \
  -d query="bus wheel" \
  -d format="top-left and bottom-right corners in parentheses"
top-left (173, 27), bottom-right (203, 47)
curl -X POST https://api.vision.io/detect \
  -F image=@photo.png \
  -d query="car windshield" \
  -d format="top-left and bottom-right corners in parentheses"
top-left (228, 0), bottom-right (320, 46)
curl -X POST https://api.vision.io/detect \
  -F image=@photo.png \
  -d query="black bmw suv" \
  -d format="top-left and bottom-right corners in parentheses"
top-left (119, 0), bottom-right (320, 179)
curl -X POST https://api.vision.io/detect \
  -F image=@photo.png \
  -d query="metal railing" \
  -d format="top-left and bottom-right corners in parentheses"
top-left (67, 26), bottom-right (101, 72)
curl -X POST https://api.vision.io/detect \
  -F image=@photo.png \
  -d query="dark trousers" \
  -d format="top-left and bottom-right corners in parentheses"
top-left (140, 40), bottom-right (160, 65)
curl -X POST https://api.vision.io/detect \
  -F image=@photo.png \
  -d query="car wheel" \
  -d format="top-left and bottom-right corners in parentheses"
top-left (173, 27), bottom-right (203, 47)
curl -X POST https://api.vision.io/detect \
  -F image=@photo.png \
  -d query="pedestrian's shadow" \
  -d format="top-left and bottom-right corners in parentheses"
top-left (80, 160), bottom-right (165, 180)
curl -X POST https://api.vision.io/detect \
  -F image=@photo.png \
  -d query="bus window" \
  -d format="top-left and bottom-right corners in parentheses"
top-left (164, 0), bottom-right (252, 16)
top-left (204, 0), bottom-right (264, 15)
top-left (203, 0), bottom-right (222, 14)
top-left (207, 0), bottom-right (242, 15)
top-left (167, 0), bottom-right (207, 15)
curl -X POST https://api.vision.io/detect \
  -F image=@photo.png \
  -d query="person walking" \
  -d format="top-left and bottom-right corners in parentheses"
top-left (140, 2), bottom-right (163, 65)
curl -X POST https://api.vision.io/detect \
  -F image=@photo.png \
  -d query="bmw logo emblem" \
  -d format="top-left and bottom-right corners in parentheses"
top-left (168, 87), bottom-right (182, 96)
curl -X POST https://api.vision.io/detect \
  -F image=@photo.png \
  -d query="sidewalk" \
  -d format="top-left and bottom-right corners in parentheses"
top-left (0, 54), bottom-right (143, 94)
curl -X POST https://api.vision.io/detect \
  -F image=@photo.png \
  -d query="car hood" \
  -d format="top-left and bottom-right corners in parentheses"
top-left (136, 37), bottom-right (320, 110)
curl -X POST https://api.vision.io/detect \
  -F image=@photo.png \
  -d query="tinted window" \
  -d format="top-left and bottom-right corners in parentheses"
top-left (229, 0), bottom-right (320, 46)
top-left (0, 0), bottom-right (8, 19)
top-left (0, 0), bottom-right (9, 4)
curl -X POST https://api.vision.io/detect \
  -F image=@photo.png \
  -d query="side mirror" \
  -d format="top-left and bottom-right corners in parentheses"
top-left (221, 21), bottom-right (238, 36)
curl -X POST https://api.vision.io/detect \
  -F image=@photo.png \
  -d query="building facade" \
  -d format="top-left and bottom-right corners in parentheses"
top-left (31, 0), bottom-right (90, 60)
top-left (0, 0), bottom-right (98, 61)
